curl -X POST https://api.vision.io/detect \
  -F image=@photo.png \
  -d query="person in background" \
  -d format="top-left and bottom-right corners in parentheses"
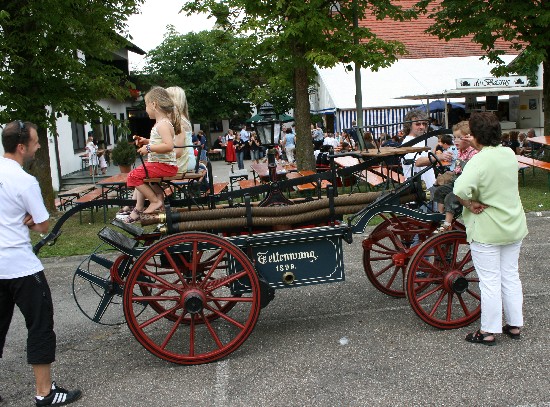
top-left (322, 132), bottom-right (339, 149)
top-left (197, 130), bottom-right (207, 161)
top-left (454, 112), bottom-right (527, 346)
top-left (248, 131), bottom-right (261, 164)
top-left (0, 121), bottom-right (82, 406)
top-left (432, 121), bottom-right (478, 233)
top-left (282, 127), bottom-right (296, 163)
top-left (312, 123), bottom-right (324, 150)
top-left (233, 132), bottom-right (245, 170)
top-left (97, 146), bottom-right (108, 175)
top-left (225, 129), bottom-right (236, 164)
top-left (437, 134), bottom-right (459, 172)
top-left (213, 135), bottom-right (225, 160)
top-left (85, 133), bottom-right (98, 176)
top-left (363, 132), bottom-right (376, 150)
top-left (401, 109), bottom-right (453, 193)
top-left (348, 120), bottom-right (359, 146)
top-left (240, 125), bottom-right (250, 160)
top-left (508, 131), bottom-right (521, 155)
top-left (340, 131), bottom-right (356, 151)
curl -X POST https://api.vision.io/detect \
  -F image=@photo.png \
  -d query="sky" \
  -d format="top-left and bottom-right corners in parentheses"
top-left (125, 0), bottom-right (215, 70)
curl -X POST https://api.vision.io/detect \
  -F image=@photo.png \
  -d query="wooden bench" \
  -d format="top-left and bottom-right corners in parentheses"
top-left (516, 155), bottom-right (550, 189)
top-left (207, 149), bottom-right (223, 161)
top-left (57, 184), bottom-right (96, 210)
top-left (207, 182), bottom-right (229, 196)
top-left (238, 179), bottom-right (260, 200)
top-left (74, 188), bottom-right (104, 223)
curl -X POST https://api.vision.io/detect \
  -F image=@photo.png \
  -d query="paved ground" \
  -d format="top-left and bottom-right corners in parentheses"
top-left (1, 210), bottom-right (549, 406)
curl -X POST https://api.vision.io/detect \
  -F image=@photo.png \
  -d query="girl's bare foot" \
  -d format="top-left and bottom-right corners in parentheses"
top-left (144, 200), bottom-right (164, 214)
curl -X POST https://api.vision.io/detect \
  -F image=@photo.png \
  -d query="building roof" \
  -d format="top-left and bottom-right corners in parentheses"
top-left (360, 0), bottom-right (520, 59)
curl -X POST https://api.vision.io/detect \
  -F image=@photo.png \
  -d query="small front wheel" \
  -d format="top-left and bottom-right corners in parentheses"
top-left (405, 231), bottom-right (480, 329)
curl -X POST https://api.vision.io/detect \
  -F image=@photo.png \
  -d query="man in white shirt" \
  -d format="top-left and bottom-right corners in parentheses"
top-left (0, 121), bottom-right (81, 406)
top-left (322, 133), bottom-right (339, 148)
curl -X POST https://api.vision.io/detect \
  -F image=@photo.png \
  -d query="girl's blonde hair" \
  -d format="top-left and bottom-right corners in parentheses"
top-left (144, 86), bottom-right (181, 134)
top-left (165, 86), bottom-right (191, 134)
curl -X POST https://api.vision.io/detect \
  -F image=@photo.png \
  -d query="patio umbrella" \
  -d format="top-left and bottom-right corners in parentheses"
top-left (416, 100), bottom-right (465, 113)
top-left (246, 113), bottom-right (294, 123)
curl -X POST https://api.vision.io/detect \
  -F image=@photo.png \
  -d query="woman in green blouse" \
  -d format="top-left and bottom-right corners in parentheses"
top-left (453, 112), bottom-right (528, 346)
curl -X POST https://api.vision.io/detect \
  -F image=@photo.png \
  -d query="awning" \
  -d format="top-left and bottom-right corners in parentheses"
top-left (397, 86), bottom-right (542, 100)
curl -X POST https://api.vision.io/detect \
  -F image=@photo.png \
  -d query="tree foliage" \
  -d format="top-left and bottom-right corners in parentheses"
top-left (184, 0), bottom-right (425, 170)
top-left (425, 0), bottom-right (550, 134)
top-left (0, 0), bottom-right (143, 209)
top-left (138, 28), bottom-right (258, 130)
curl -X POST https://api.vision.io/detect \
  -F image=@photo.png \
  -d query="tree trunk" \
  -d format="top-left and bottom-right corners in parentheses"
top-left (544, 54), bottom-right (550, 137)
top-left (26, 126), bottom-right (57, 212)
top-left (293, 63), bottom-right (315, 171)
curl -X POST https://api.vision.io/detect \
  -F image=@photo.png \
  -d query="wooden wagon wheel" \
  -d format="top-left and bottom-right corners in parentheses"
top-left (362, 214), bottom-right (438, 297)
top-left (143, 247), bottom-right (239, 323)
top-left (123, 232), bottom-right (261, 365)
top-left (405, 230), bottom-right (481, 329)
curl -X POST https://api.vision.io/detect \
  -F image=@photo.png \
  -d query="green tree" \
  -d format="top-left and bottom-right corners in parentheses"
top-left (185, 0), bottom-right (424, 169)
top-left (138, 28), bottom-right (257, 134)
top-left (0, 0), bottom-right (143, 210)
top-left (425, 0), bottom-right (550, 134)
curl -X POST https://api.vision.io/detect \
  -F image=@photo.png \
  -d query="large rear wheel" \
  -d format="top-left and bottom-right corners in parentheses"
top-left (123, 232), bottom-right (261, 364)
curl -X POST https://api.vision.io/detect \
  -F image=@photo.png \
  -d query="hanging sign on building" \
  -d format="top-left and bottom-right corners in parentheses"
top-left (456, 76), bottom-right (528, 89)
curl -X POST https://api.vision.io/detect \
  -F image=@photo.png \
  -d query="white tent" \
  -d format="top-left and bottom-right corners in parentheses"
top-left (313, 55), bottom-right (518, 134)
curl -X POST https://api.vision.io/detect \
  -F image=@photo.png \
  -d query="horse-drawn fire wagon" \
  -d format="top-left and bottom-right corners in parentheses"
top-left (35, 129), bottom-right (479, 365)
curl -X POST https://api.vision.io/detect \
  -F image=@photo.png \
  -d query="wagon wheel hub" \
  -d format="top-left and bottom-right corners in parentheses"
top-left (443, 271), bottom-right (469, 294)
top-left (183, 288), bottom-right (206, 314)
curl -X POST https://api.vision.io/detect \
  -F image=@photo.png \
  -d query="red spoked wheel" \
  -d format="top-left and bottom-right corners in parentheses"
top-left (405, 230), bottom-right (480, 329)
top-left (123, 232), bottom-right (261, 365)
top-left (362, 214), bottom-right (438, 297)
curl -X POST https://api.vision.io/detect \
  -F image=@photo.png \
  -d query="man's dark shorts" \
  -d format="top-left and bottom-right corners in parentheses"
top-left (0, 271), bottom-right (56, 364)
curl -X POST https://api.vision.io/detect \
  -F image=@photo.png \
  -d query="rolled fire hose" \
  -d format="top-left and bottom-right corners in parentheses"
top-left (149, 193), bottom-right (417, 232)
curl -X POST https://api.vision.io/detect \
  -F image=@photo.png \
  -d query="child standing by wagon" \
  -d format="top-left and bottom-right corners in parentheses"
top-left (125, 87), bottom-right (180, 222)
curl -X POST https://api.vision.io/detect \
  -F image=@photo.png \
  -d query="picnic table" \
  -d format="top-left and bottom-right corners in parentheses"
top-left (57, 184), bottom-right (96, 210)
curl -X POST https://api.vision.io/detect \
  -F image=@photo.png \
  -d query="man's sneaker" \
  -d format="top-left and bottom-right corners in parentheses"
top-left (35, 382), bottom-right (82, 406)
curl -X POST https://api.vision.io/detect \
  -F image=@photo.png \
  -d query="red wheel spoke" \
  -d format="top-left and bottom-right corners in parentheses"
top-left (445, 292), bottom-right (453, 321)
top-left (161, 249), bottom-right (191, 288)
top-left (189, 314), bottom-right (196, 357)
top-left (207, 296), bottom-right (253, 303)
top-left (133, 295), bottom-right (180, 302)
top-left (384, 267), bottom-right (400, 289)
top-left (203, 314), bottom-right (224, 349)
top-left (417, 257), bottom-right (444, 275)
top-left (161, 313), bottom-right (185, 349)
top-left (139, 304), bottom-right (183, 329)
top-left (199, 249), bottom-right (228, 289)
top-left (466, 289), bottom-right (481, 301)
top-left (416, 283), bottom-right (443, 302)
top-left (457, 294), bottom-right (472, 317)
top-left (139, 268), bottom-right (180, 291)
top-left (204, 303), bottom-right (245, 329)
top-left (205, 270), bottom-right (248, 292)
top-left (191, 241), bottom-right (199, 284)
top-left (373, 262), bottom-right (395, 278)
top-left (466, 277), bottom-right (479, 283)
top-left (457, 251), bottom-right (473, 271)
top-left (428, 290), bottom-right (446, 317)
